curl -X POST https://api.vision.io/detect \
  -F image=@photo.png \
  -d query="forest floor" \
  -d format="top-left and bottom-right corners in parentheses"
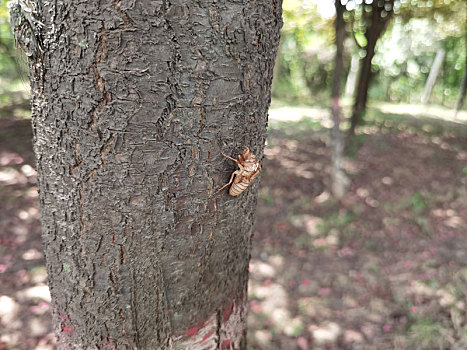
top-left (0, 97), bottom-right (466, 349)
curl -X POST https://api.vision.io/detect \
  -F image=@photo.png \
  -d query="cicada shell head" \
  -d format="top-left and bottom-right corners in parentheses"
top-left (240, 146), bottom-right (255, 161)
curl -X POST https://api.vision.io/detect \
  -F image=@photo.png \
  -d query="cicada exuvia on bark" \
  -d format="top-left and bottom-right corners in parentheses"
top-left (217, 146), bottom-right (261, 196)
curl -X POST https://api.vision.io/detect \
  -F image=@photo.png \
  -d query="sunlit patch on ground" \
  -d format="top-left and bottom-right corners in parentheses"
top-left (248, 105), bottom-right (467, 349)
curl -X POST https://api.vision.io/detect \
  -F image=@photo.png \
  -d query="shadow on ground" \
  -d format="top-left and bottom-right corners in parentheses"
top-left (248, 107), bottom-right (467, 349)
top-left (0, 101), bottom-right (466, 349)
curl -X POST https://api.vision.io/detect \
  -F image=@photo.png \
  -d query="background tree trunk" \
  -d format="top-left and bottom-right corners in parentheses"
top-left (454, 62), bottom-right (466, 116)
top-left (25, 0), bottom-right (282, 348)
top-left (344, 53), bottom-right (360, 98)
top-left (421, 48), bottom-right (445, 104)
top-left (331, 0), bottom-right (349, 199)
top-left (349, 0), bottom-right (394, 135)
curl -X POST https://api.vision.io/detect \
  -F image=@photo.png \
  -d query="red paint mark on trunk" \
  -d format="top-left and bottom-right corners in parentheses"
top-left (221, 339), bottom-right (231, 349)
top-left (223, 300), bottom-right (234, 322)
top-left (183, 317), bottom-right (217, 339)
top-left (185, 326), bottom-right (199, 336)
top-left (61, 324), bottom-right (75, 336)
top-left (58, 312), bottom-right (75, 339)
top-left (202, 331), bottom-right (215, 342)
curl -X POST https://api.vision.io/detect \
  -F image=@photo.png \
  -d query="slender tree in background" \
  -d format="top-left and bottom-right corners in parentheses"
top-left (421, 48), bottom-right (446, 104)
top-left (344, 53), bottom-right (360, 98)
top-left (330, 0), bottom-right (349, 199)
top-left (349, 0), bottom-right (394, 135)
top-left (9, 0), bottom-right (282, 348)
top-left (455, 64), bottom-right (467, 116)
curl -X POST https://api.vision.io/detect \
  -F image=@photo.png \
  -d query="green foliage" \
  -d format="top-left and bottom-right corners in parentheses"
top-left (372, 17), bottom-right (466, 106)
top-left (0, 1), bottom-right (11, 34)
top-left (354, 31), bottom-right (367, 47)
top-left (398, 0), bottom-right (466, 37)
top-left (437, 35), bottom-right (467, 105)
top-left (272, 0), bottom-right (335, 103)
top-left (273, 0), bottom-right (466, 109)
top-left (0, 0), bottom-right (28, 90)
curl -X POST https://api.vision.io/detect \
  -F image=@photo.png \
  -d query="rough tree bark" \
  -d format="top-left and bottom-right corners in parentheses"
top-left (349, 0), bottom-right (394, 135)
top-left (16, 0), bottom-right (282, 348)
top-left (330, 0), bottom-right (349, 199)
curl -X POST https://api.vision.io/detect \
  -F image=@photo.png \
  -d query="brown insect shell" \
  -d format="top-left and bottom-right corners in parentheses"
top-left (240, 157), bottom-right (260, 174)
top-left (240, 147), bottom-right (252, 161)
top-left (216, 146), bottom-right (261, 196)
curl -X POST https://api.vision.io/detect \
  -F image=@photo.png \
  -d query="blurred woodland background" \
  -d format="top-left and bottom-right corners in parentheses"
top-left (275, 0), bottom-right (465, 110)
top-left (0, 0), bottom-right (466, 349)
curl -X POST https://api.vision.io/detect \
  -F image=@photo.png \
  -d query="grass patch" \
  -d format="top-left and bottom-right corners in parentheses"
top-left (384, 192), bottom-right (432, 218)
top-left (345, 134), bottom-right (367, 158)
top-left (259, 188), bottom-right (275, 206)
top-left (316, 210), bottom-right (357, 246)
top-left (410, 192), bottom-right (428, 214)
top-left (294, 234), bottom-right (311, 251)
top-left (400, 317), bottom-right (453, 350)
top-left (269, 117), bottom-right (326, 134)
top-left (366, 106), bottom-right (467, 136)
top-left (319, 210), bottom-right (356, 230)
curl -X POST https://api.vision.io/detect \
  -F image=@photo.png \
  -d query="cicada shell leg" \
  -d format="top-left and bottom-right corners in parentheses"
top-left (221, 152), bottom-right (239, 164)
top-left (217, 170), bottom-right (240, 193)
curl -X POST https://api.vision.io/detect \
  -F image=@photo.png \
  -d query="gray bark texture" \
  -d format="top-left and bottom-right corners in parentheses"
top-left (22, 0), bottom-right (282, 348)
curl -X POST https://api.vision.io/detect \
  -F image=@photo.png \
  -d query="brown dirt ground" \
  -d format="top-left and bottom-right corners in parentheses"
top-left (0, 102), bottom-right (466, 350)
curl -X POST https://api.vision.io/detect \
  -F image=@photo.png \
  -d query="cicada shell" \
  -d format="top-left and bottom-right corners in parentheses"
top-left (217, 146), bottom-right (261, 196)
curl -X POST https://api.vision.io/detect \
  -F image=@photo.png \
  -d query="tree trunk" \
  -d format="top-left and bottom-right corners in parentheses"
top-left (454, 62), bottom-right (466, 116)
top-left (331, 0), bottom-right (349, 199)
top-left (421, 48), bottom-right (446, 104)
top-left (344, 53), bottom-right (360, 98)
top-left (349, 0), bottom-right (394, 135)
top-left (19, 0), bottom-right (282, 348)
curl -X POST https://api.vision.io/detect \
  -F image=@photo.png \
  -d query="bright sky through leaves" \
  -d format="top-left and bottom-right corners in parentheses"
top-left (311, 0), bottom-right (336, 18)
